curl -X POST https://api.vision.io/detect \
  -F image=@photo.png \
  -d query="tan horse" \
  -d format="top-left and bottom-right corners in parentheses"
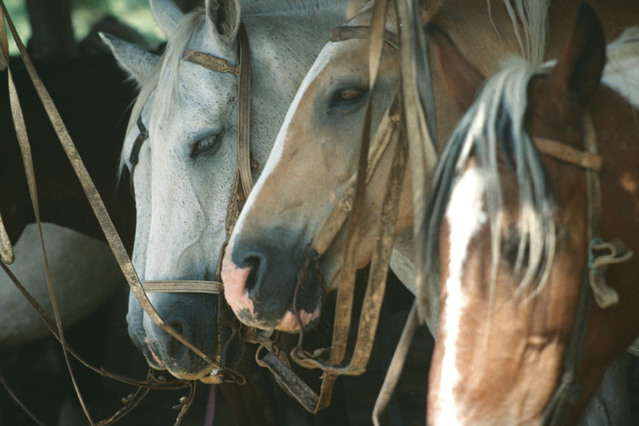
top-left (423, 4), bottom-right (639, 422)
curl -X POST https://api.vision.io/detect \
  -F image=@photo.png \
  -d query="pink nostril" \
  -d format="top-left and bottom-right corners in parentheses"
top-left (276, 308), bottom-right (320, 332)
top-left (221, 247), bottom-right (253, 313)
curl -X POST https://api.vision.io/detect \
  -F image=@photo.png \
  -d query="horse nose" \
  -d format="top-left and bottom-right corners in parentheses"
top-left (222, 230), bottom-right (319, 330)
top-left (143, 294), bottom-right (216, 378)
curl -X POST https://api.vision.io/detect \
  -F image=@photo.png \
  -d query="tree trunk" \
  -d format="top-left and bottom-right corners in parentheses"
top-left (25, 0), bottom-right (77, 60)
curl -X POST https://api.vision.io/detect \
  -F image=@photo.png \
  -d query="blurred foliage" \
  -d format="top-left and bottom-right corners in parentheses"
top-left (3, 0), bottom-right (30, 52)
top-left (4, 0), bottom-right (164, 54)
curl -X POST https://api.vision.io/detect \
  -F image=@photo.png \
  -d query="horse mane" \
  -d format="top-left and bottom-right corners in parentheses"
top-left (422, 58), bottom-right (556, 297)
top-left (602, 26), bottom-right (639, 109)
top-left (501, 0), bottom-right (549, 64)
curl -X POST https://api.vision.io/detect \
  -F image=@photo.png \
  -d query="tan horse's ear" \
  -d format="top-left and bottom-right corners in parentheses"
top-left (429, 24), bottom-right (484, 112)
top-left (346, 0), bottom-right (370, 20)
top-left (548, 3), bottom-right (605, 103)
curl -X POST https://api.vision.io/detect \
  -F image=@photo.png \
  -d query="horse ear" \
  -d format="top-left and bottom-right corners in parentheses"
top-left (101, 33), bottom-right (159, 83)
top-left (428, 24), bottom-right (484, 111)
top-left (548, 3), bottom-right (605, 103)
top-left (150, 0), bottom-right (184, 39)
top-left (206, 0), bottom-right (241, 44)
top-left (346, 0), bottom-right (370, 19)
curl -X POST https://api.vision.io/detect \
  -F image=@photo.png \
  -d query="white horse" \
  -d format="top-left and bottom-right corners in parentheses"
top-left (102, 0), bottom-right (350, 381)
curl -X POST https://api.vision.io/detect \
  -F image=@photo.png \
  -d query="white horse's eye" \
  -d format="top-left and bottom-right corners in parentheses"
top-left (191, 134), bottom-right (221, 158)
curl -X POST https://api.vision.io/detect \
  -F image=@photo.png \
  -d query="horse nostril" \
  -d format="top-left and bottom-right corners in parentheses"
top-left (243, 254), bottom-right (263, 295)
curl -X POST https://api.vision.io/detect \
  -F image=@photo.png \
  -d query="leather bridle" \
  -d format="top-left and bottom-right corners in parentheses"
top-left (124, 23), bottom-right (254, 384)
top-left (539, 115), bottom-right (632, 424)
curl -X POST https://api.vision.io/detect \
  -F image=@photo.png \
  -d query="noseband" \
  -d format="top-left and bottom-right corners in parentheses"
top-left (126, 24), bottom-right (254, 384)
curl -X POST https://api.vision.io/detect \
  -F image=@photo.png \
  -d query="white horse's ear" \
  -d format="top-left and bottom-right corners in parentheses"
top-left (101, 33), bottom-right (159, 83)
top-left (150, 0), bottom-right (184, 38)
top-left (206, 0), bottom-right (241, 44)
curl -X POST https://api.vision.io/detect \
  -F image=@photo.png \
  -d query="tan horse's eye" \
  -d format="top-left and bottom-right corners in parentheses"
top-left (329, 87), bottom-right (367, 110)
top-left (338, 89), bottom-right (362, 101)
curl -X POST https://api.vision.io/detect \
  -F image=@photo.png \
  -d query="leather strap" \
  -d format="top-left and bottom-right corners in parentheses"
top-left (0, 9), bottom-right (14, 266)
top-left (372, 301), bottom-right (419, 426)
top-left (373, 0), bottom-right (440, 418)
top-left (273, 0), bottom-right (413, 413)
top-left (395, 0), bottom-right (439, 323)
top-left (144, 280), bottom-right (224, 294)
top-left (310, 95), bottom-right (401, 255)
top-left (541, 114), bottom-right (625, 424)
top-left (129, 25), bottom-right (253, 297)
top-left (184, 49), bottom-right (240, 75)
top-left (535, 136), bottom-right (603, 171)
top-left (236, 24), bottom-right (254, 196)
top-left (320, 0), bottom-right (392, 388)
top-left (245, 2), bottom-right (399, 413)
top-left (0, 4), bottom-right (95, 421)
top-left (247, 0), bottom-right (438, 413)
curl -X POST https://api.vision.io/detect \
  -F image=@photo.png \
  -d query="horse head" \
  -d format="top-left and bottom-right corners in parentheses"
top-left (221, 0), bottom-right (413, 332)
top-left (424, 4), bottom-right (639, 423)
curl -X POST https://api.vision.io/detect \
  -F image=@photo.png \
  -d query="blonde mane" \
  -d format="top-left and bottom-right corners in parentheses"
top-left (502, 0), bottom-right (549, 64)
top-left (423, 58), bottom-right (556, 297)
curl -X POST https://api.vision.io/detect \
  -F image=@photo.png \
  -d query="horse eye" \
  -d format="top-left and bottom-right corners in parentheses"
top-left (329, 87), bottom-right (367, 110)
top-left (191, 134), bottom-right (221, 158)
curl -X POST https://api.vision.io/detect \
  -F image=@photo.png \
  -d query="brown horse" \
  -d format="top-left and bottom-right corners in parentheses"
top-left (423, 4), bottom-right (639, 423)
